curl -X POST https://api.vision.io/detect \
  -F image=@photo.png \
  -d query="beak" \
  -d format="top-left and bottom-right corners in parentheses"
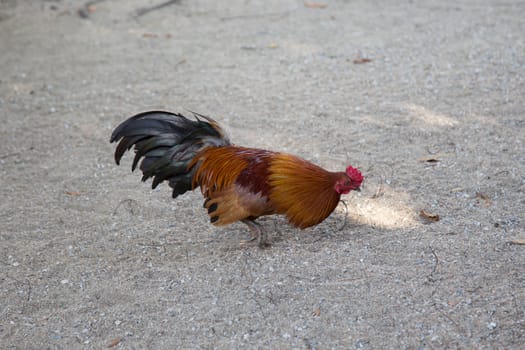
top-left (354, 187), bottom-right (361, 192)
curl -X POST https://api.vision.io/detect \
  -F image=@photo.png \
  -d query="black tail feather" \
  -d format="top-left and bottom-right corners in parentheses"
top-left (131, 134), bottom-right (179, 171)
top-left (169, 173), bottom-right (193, 198)
top-left (114, 135), bottom-right (146, 165)
top-left (111, 110), bottom-right (229, 198)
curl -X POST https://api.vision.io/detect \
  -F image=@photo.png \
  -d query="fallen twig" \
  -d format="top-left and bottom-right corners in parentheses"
top-left (25, 278), bottom-right (32, 302)
top-left (135, 0), bottom-right (181, 17)
top-left (427, 246), bottom-right (439, 282)
top-left (508, 239), bottom-right (525, 245)
top-left (220, 9), bottom-right (294, 21)
top-left (0, 152), bottom-right (21, 159)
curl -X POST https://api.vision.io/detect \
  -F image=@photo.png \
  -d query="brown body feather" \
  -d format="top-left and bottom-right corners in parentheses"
top-left (191, 146), bottom-right (345, 229)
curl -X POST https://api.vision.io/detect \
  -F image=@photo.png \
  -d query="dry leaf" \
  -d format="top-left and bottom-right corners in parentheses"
top-left (419, 152), bottom-right (454, 163)
top-left (508, 239), bottom-right (525, 245)
top-left (65, 191), bottom-right (81, 196)
top-left (353, 57), bottom-right (372, 64)
top-left (419, 209), bottom-right (440, 222)
top-left (312, 307), bottom-right (321, 317)
top-left (304, 2), bottom-right (327, 9)
top-left (267, 42), bottom-right (279, 49)
top-left (418, 156), bottom-right (440, 163)
top-left (476, 192), bottom-right (491, 207)
top-left (107, 337), bottom-right (122, 348)
top-left (175, 59), bottom-right (187, 66)
top-left (143, 33), bottom-right (158, 38)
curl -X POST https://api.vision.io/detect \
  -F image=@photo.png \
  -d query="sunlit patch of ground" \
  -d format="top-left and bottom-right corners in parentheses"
top-left (404, 103), bottom-right (459, 127)
top-left (339, 187), bottom-right (418, 229)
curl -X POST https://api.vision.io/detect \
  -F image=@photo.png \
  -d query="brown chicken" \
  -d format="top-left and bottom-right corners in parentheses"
top-left (110, 111), bottom-right (363, 247)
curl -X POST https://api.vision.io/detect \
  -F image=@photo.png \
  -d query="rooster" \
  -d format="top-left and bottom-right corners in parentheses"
top-left (110, 111), bottom-right (363, 247)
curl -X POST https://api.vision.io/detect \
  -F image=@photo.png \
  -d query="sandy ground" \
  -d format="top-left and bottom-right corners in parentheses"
top-left (1, 0), bottom-right (524, 348)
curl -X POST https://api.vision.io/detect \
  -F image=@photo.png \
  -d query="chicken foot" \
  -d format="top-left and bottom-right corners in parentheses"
top-left (240, 219), bottom-right (269, 248)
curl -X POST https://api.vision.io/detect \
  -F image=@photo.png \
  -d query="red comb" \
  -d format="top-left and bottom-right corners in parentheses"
top-left (346, 166), bottom-right (363, 183)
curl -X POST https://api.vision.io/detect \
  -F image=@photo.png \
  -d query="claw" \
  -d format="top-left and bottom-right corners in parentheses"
top-left (257, 229), bottom-right (270, 248)
top-left (239, 231), bottom-right (257, 246)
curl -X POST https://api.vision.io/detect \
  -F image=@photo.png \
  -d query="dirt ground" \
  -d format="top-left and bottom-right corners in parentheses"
top-left (1, 0), bottom-right (524, 348)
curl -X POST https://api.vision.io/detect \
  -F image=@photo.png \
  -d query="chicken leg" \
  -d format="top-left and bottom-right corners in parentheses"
top-left (240, 219), bottom-right (269, 248)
